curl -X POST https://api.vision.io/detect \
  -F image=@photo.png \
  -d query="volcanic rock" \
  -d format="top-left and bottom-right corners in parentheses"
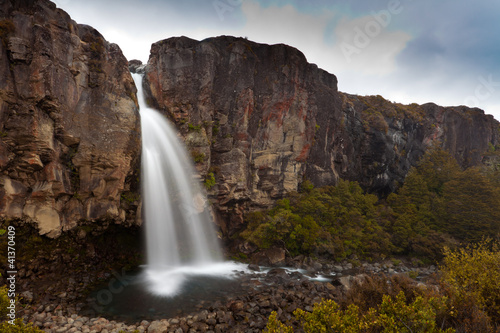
top-left (0, 0), bottom-right (141, 236)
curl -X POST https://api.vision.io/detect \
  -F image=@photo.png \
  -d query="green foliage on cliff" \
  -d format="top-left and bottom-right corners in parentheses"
top-left (190, 150), bottom-right (205, 164)
top-left (83, 33), bottom-right (106, 75)
top-left (188, 123), bottom-right (202, 132)
top-left (204, 172), bottom-right (216, 189)
top-left (350, 93), bottom-right (427, 126)
top-left (242, 148), bottom-right (500, 261)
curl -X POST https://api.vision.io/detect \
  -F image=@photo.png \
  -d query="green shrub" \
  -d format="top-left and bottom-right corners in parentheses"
top-left (441, 240), bottom-right (500, 323)
top-left (0, 285), bottom-right (9, 319)
top-left (212, 122), bottom-right (220, 135)
top-left (374, 292), bottom-right (453, 333)
top-left (266, 312), bottom-right (293, 333)
top-left (387, 148), bottom-right (500, 256)
top-left (204, 172), bottom-right (216, 189)
top-left (243, 148), bottom-right (500, 263)
top-left (120, 191), bottom-right (140, 204)
top-left (187, 123), bottom-right (202, 132)
top-left (266, 292), bottom-right (453, 333)
top-left (241, 180), bottom-right (392, 259)
top-left (0, 319), bottom-right (44, 332)
top-left (190, 151), bottom-right (205, 164)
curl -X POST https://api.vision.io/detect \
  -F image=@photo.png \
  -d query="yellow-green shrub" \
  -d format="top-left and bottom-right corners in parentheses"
top-left (0, 319), bottom-right (44, 333)
top-left (340, 273), bottom-right (424, 312)
top-left (266, 292), bottom-right (454, 333)
top-left (0, 285), bottom-right (9, 319)
top-left (441, 240), bottom-right (500, 323)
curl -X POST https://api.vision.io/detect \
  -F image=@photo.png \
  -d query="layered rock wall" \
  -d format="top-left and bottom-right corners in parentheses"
top-left (143, 36), bottom-right (499, 235)
top-left (0, 0), bottom-right (141, 237)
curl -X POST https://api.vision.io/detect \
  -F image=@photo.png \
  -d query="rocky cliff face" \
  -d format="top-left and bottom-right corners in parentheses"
top-left (143, 36), bottom-right (500, 236)
top-left (1, 0), bottom-right (497, 241)
top-left (0, 0), bottom-right (141, 237)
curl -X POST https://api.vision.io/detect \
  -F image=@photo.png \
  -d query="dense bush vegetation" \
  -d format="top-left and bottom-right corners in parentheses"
top-left (0, 319), bottom-right (44, 333)
top-left (268, 293), bottom-right (453, 333)
top-left (441, 240), bottom-right (500, 325)
top-left (266, 240), bottom-right (500, 332)
top-left (241, 180), bottom-right (393, 260)
top-left (241, 148), bottom-right (500, 261)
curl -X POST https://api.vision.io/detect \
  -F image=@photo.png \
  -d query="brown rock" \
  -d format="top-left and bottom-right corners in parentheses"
top-left (0, 0), bottom-right (141, 236)
top-left (147, 320), bottom-right (169, 333)
top-left (228, 300), bottom-right (245, 312)
top-left (251, 248), bottom-right (286, 266)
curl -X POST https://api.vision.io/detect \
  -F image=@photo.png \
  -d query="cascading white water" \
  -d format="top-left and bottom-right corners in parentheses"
top-left (133, 73), bottom-right (225, 296)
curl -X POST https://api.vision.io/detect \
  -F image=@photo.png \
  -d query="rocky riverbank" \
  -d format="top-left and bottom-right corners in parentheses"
top-left (15, 257), bottom-right (438, 333)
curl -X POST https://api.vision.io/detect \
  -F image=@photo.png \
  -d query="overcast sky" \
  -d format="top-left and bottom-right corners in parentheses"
top-left (54, 0), bottom-right (500, 120)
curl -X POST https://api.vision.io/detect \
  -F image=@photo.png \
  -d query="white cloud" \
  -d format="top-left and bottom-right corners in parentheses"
top-left (333, 15), bottom-right (412, 75)
top-left (100, 28), bottom-right (152, 61)
top-left (483, 104), bottom-right (500, 120)
top-left (237, 1), bottom-right (411, 77)
top-left (55, 0), bottom-right (500, 120)
top-left (238, 1), bottom-right (333, 52)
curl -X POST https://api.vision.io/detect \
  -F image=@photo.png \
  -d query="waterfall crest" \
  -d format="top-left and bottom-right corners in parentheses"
top-left (133, 73), bottom-right (223, 296)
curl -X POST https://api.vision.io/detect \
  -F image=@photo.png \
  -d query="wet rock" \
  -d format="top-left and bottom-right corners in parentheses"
top-left (266, 268), bottom-right (289, 280)
top-left (247, 264), bottom-right (260, 272)
top-left (251, 248), bottom-right (286, 266)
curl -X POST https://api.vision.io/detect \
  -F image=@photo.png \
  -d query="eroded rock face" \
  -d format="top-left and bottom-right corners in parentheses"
top-left (0, 0), bottom-right (141, 237)
top-left (144, 36), bottom-right (500, 236)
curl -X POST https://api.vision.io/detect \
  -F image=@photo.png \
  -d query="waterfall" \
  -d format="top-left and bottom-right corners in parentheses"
top-left (132, 73), bottom-right (223, 296)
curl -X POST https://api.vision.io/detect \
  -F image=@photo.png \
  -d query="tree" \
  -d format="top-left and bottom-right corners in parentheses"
top-left (414, 147), bottom-right (461, 195)
top-left (440, 168), bottom-right (500, 242)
